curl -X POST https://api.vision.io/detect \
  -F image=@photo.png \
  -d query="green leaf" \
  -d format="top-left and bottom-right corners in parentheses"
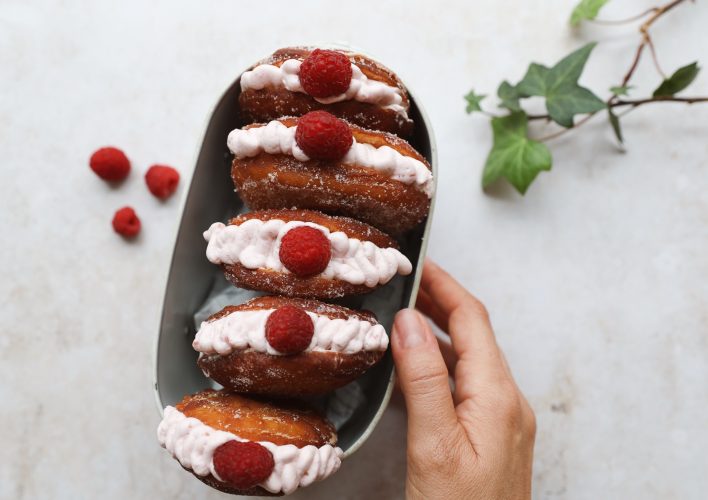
top-left (497, 81), bottom-right (522, 111)
top-left (653, 62), bottom-right (700, 97)
top-left (517, 63), bottom-right (550, 96)
top-left (547, 84), bottom-right (606, 127)
top-left (545, 42), bottom-right (596, 90)
top-left (608, 107), bottom-right (623, 144)
top-left (610, 85), bottom-right (632, 96)
top-left (464, 89), bottom-right (486, 113)
top-left (570, 0), bottom-right (610, 26)
top-left (483, 112), bottom-right (553, 194)
top-left (517, 43), bottom-right (605, 127)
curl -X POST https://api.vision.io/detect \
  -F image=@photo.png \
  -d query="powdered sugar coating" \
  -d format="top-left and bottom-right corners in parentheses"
top-left (157, 406), bottom-right (342, 495)
top-left (193, 308), bottom-right (388, 356)
top-left (204, 219), bottom-right (412, 287)
top-left (241, 59), bottom-right (406, 116)
top-left (227, 120), bottom-right (433, 197)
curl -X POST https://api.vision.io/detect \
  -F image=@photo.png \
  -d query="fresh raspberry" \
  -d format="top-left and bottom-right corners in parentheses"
top-left (89, 147), bottom-right (130, 181)
top-left (112, 206), bottom-right (141, 238)
top-left (145, 164), bottom-right (180, 199)
top-left (299, 49), bottom-right (352, 98)
top-left (265, 305), bottom-right (315, 354)
top-left (295, 111), bottom-right (353, 161)
top-left (213, 440), bottom-right (274, 490)
top-left (279, 226), bottom-right (331, 277)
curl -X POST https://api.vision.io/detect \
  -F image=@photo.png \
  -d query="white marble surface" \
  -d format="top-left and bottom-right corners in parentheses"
top-left (2, 0), bottom-right (707, 498)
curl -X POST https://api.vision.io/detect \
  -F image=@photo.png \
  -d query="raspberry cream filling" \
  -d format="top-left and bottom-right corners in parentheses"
top-left (227, 120), bottom-right (433, 197)
top-left (240, 59), bottom-right (407, 116)
top-left (193, 308), bottom-right (388, 356)
top-left (158, 406), bottom-right (342, 495)
top-left (204, 219), bottom-right (412, 287)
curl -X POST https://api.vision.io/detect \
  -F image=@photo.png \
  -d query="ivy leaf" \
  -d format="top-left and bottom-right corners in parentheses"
top-left (517, 63), bottom-right (550, 96)
top-left (653, 62), bottom-right (700, 97)
top-left (608, 107), bottom-right (623, 144)
top-left (546, 86), bottom-right (606, 127)
top-left (464, 90), bottom-right (487, 113)
top-left (517, 43), bottom-right (606, 127)
top-left (497, 81), bottom-right (522, 111)
top-left (483, 112), bottom-right (552, 194)
top-left (570, 0), bottom-right (610, 26)
top-left (610, 85), bottom-right (632, 96)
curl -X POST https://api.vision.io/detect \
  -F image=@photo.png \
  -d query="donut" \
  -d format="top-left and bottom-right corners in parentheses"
top-left (228, 115), bottom-right (433, 235)
top-left (203, 209), bottom-right (413, 299)
top-left (238, 47), bottom-right (414, 137)
top-left (157, 390), bottom-right (342, 495)
top-left (194, 296), bottom-right (388, 396)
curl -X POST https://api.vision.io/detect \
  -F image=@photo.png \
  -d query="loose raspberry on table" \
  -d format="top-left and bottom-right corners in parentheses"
top-left (299, 49), bottom-right (352, 98)
top-left (213, 440), bottom-right (274, 490)
top-left (145, 164), bottom-right (180, 199)
top-left (278, 226), bottom-right (331, 277)
top-left (112, 206), bottom-right (141, 238)
top-left (89, 147), bottom-right (130, 181)
top-left (265, 305), bottom-right (315, 354)
top-left (294, 111), bottom-right (353, 161)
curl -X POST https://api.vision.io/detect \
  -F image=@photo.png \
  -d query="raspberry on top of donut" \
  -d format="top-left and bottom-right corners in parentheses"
top-left (299, 49), bottom-right (353, 98)
top-left (294, 111), bottom-right (353, 161)
top-left (213, 440), bottom-right (274, 490)
top-left (278, 225), bottom-right (332, 276)
top-left (265, 305), bottom-right (315, 354)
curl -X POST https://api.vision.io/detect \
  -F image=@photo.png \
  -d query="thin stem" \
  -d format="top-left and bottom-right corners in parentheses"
top-left (590, 7), bottom-right (658, 25)
top-left (614, 0), bottom-right (689, 93)
top-left (531, 96), bottom-right (708, 142)
top-left (534, 113), bottom-right (597, 142)
top-left (619, 43), bottom-right (646, 90)
top-left (645, 35), bottom-right (666, 78)
top-left (614, 96), bottom-right (708, 106)
top-left (617, 107), bottom-right (636, 118)
top-left (527, 113), bottom-right (551, 121)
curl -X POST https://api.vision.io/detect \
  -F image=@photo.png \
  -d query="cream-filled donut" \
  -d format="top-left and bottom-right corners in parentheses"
top-left (239, 47), bottom-right (414, 138)
top-left (228, 116), bottom-right (433, 235)
top-left (203, 209), bottom-right (413, 299)
top-left (194, 296), bottom-right (388, 396)
top-left (158, 390), bottom-right (342, 495)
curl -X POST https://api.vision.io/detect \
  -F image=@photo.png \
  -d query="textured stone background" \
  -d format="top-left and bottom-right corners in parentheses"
top-left (1, 0), bottom-right (707, 498)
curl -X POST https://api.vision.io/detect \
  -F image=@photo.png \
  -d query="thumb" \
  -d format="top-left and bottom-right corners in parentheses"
top-left (392, 308), bottom-right (458, 442)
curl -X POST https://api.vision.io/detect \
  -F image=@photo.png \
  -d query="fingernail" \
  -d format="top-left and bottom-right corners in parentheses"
top-left (395, 309), bottom-right (426, 348)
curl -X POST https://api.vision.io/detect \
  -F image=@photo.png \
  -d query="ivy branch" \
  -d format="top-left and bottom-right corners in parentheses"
top-left (465, 0), bottom-right (706, 195)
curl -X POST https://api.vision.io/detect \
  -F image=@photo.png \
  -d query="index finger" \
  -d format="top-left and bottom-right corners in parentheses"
top-left (420, 259), bottom-right (507, 385)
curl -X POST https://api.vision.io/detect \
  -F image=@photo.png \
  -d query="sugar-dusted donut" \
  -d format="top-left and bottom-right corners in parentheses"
top-left (228, 114), bottom-right (433, 235)
top-left (157, 390), bottom-right (342, 495)
top-left (203, 209), bottom-right (412, 299)
top-left (194, 296), bottom-right (388, 396)
top-left (238, 47), bottom-right (414, 137)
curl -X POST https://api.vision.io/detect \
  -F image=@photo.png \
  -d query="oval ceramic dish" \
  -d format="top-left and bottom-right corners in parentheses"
top-left (153, 45), bottom-right (437, 460)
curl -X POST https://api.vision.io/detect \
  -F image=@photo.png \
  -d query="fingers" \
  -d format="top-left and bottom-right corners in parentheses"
top-left (416, 287), bottom-right (449, 333)
top-left (436, 335), bottom-right (456, 374)
top-left (391, 308), bottom-right (459, 442)
top-left (420, 260), bottom-right (505, 380)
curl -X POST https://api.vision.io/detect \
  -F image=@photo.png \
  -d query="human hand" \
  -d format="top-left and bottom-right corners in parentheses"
top-left (391, 259), bottom-right (536, 500)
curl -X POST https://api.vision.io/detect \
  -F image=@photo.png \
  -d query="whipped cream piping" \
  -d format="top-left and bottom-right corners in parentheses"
top-left (227, 120), bottom-right (433, 197)
top-left (193, 308), bottom-right (389, 356)
top-left (158, 406), bottom-right (342, 495)
top-left (240, 59), bottom-right (407, 116)
top-left (204, 219), bottom-right (412, 288)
